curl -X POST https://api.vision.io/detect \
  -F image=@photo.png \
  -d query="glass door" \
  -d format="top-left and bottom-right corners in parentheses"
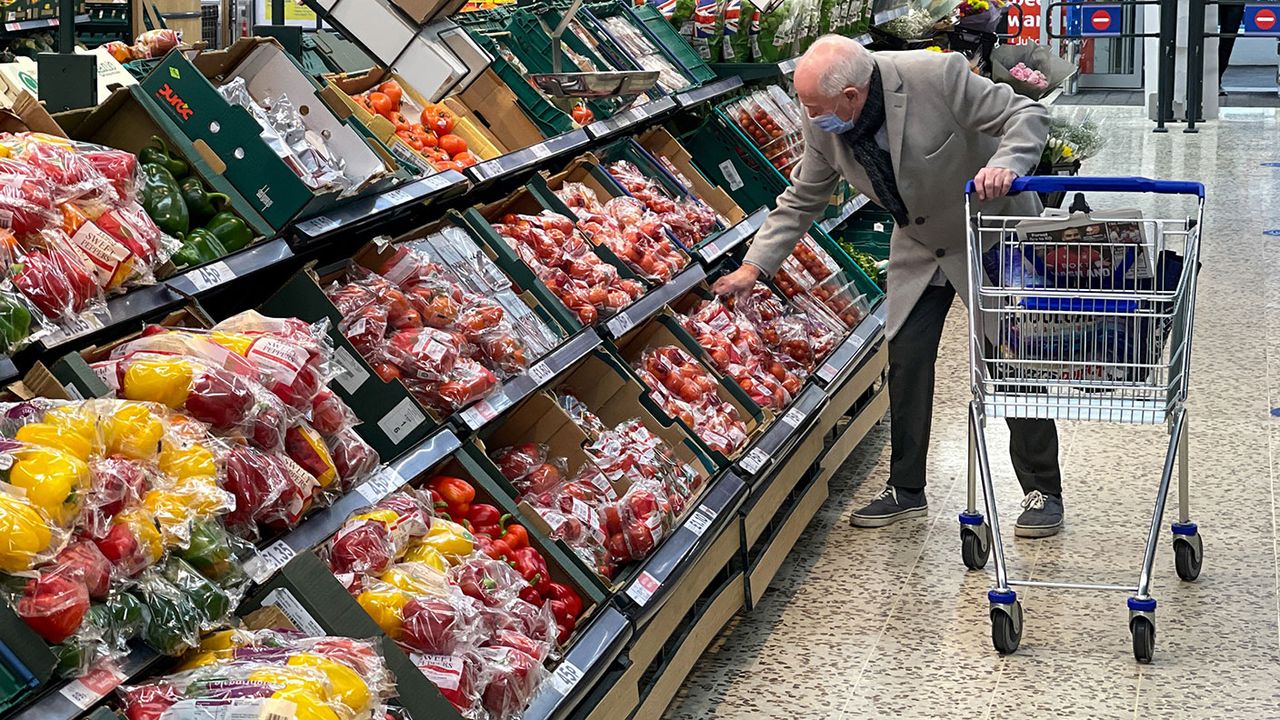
top-left (1076, 3), bottom-right (1144, 88)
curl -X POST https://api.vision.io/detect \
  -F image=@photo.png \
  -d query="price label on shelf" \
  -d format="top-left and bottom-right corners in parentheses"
top-left (607, 312), bottom-right (633, 338)
top-left (528, 361), bottom-right (555, 386)
top-left (247, 540), bottom-right (297, 583)
top-left (530, 143), bottom-right (552, 160)
top-left (461, 400), bottom-right (498, 430)
top-left (357, 466), bottom-right (406, 503)
top-left (739, 447), bottom-right (769, 475)
top-left (296, 215), bottom-right (340, 237)
top-left (382, 187), bottom-right (415, 205)
top-left (684, 506), bottom-right (718, 538)
top-left (548, 661), bottom-right (584, 696)
top-left (60, 661), bottom-right (127, 709)
top-left (261, 588), bottom-right (326, 636)
top-left (626, 571), bottom-right (661, 607)
top-left (698, 239), bottom-right (721, 261)
top-left (184, 261), bottom-right (236, 293)
top-left (782, 406), bottom-right (806, 429)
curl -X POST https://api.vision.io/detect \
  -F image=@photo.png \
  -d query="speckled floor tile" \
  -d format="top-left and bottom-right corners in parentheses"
top-left (665, 106), bottom-right (1279, 720)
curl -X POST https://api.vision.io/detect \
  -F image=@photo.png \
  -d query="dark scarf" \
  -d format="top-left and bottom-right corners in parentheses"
top-left (840, 65), bottom-right (909, 227)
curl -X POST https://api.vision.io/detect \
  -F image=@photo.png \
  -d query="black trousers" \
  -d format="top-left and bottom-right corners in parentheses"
top-left (1219, 3), bottom-right (1245, 82)
top-left (887, 283), bottom-right (1062, 495)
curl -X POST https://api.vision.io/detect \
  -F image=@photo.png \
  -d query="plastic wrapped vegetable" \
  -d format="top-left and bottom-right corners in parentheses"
top-left (635, 345), bottom-right (749, 455)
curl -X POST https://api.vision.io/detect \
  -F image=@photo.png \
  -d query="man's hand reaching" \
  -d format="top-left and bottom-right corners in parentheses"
top-left (973, 166), bottom-right (1019, 201)
top-left (712, 264), bottom-right (761, 296)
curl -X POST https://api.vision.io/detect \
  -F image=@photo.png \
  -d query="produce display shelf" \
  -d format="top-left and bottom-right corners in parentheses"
top-left (1, 15), bottom-right (89, 32)
top-left (696, 207), bottom-right (769, 265)
top-left (734, 382), bottom-right (828, 482)
top-left (819, 193), bottom-right (872, 233)
top-left (456, 329), bottom-right (605, 432)
top-left (675, 76), bottom-right (744, 108)
top-left (585, 96), bottom-right (679, 141)
top-left (604, 264), bottom-right (707, 340)
top-left (816, 302), bottom-right (887, 387)
top-left (8, 646), bottom-right (161, 720)
top-left (291, 170), bottom-right (471, 246)
top-left (467, 129), bottom-right (594, 185)
top-left (521, 607), bottom-right (632, 720)
top-left (245, 428), bottom-right (464, 583)
top-left (614, 471), bottom-right (748, 625)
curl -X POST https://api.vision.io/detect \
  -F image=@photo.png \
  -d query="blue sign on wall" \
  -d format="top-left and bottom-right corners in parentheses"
top-left (1243, 5), bottom-right (1280, 35)
top-left (1079, 4), bottom-right (1123, 36)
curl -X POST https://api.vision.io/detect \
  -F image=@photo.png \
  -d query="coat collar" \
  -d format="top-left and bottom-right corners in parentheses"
top-left (873, 54), bottom-right (908, 180)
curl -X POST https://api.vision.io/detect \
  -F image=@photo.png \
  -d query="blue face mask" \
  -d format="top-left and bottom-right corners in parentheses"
top-left (812, 113), bottom-right (855, 134)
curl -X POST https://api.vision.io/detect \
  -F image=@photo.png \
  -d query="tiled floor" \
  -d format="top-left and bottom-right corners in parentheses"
top-left (664, 107), bottom-right (1280, 718)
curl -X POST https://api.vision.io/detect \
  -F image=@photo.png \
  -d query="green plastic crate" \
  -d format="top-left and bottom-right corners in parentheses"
top-left (682, 108), bottom-right (792, 211)
top-left (465, 31), bottom-right (577, 137)
top-left (806, 224), bottom-right (885, 307)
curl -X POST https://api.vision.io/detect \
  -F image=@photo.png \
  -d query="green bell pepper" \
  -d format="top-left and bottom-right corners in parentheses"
top-left (179, 176), bottom-right (230, 225)
top-left (139, 163), bottom-right (189, 238)
top-left (179, 518), bottom-right (243, 584)
top-left (203, 211), bottom-right (253, 253)
top-left (138, 135), bottom-right (189, 179)
top-left (171, 228), bottom-right (227, 269)
top-left (140, 590), bottom-right (200, 656)
top-left (0, 292), bottom-right (32, 354)
top-left (105, 591), bottom-right (145, 642)
top-left (163, 557), bottom-right (231, 626)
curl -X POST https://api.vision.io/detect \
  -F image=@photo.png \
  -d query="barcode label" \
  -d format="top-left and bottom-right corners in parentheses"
top-left (607, 312), bottom-right (632, 337)
top-left (260, 587), bottom-right (326, 636)
top-left (719, 160), bottom-right (744, 191)
top-left (185, 261), bottom-right (236, 292)
top-left (548, 661), bottom-right (584, 695)
top-left (626, 571), bottom-right (661, 607)
top-left (530, 143), bottom-right (552, 160)
top-left (782, 406), bottom-right (805, 428)
top-left (378, 397), bottom-right (427, 445)
top-left (297, 215), bottom-right (339, 237)
top-left (739, 447), bottom-right (769, 474)
top-left (685, 506), bottom-right (717, 537)
top-left (332, 346), bottom-right (370, 394)
top-left (383, 187), bottom-right (414, 205)
top-left (60, 661), bottom-right (126, 709)
top-left (699, 239), bottom-right (721, 261)
top-left (461, 400), bottom-right (497, 430)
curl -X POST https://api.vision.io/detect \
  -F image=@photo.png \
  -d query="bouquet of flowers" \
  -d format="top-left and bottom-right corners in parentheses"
top-left (992, 42), bottom-right (1077, 99)
top-left (1042, 114), bottom-right (1105, 166)
top-left (1009, 62), bottom-right (1048, 89)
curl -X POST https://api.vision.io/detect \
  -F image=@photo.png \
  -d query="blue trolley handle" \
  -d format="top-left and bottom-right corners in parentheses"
top-left (965, 176), bottom-right (1206, 199)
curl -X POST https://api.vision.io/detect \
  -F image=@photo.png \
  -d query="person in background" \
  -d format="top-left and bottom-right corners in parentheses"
top-left (1218, 3), bottom-right (1245, 96)
top-left (713, 36), bottom-right (1067, 537)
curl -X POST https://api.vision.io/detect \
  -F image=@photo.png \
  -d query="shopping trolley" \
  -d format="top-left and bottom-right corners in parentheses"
top-left (958, 175), bottom-right (1205, 663)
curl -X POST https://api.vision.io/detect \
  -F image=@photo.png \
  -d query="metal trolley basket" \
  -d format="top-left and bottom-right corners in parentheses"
top-left (959, 176), bottom-right (1205, 663)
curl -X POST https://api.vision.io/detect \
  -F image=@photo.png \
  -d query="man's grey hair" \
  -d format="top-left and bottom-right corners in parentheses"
top-left (805, 34), bottom-right (874, 96)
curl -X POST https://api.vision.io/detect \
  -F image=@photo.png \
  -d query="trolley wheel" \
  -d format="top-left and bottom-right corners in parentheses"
top-left (990, 602), bottom-right (1023, 655)
top-left (961, 525), bottom-right (990, 570)
top-left (1131, 616), bottom-right (1155, 663)
top-left (1174, 536), bottom-right (1203, 582)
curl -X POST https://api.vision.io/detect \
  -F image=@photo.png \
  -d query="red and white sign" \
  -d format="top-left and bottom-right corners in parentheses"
top-left (1090, 8), bottom-right (1112, 31)
top-left (1254, 8), bottom-right (1276, 30)
top-left (1007, 0), bottom-right (1042, 45)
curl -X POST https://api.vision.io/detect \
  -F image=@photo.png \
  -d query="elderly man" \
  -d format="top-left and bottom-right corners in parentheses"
top-left (714, 36), bottom-right (1066, 537)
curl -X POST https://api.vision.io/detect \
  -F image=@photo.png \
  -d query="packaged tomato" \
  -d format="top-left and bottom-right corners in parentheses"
top-left (635, 345), bottom-right (749, 456)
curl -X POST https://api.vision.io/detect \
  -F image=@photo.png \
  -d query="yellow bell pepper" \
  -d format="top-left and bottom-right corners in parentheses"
top-left (43, 406), bottom-right (99, 446)
top-left (158, 441), bottom-right (216, 481)
top-left (196, 629), bottom-right (241, 652)
top-left (175, 475), bottom-right (228, 517)
top-left (143, 488), bottom-right (194, 546)
top-left (420, 519), bottom-right (474, 561)
top-left (176, 650), bottom-right (228, 671)
top-left (271, 687), bottom-right (343, 720)
top-left (121, 358), bottom-right (195, 409)
top-left (245, 666), bottom-right (330, 696)
top-left (401, 544), bottom-right (449, 573)
top-left (352, 508), bottom-right (400, 525)
top-left (356, 588), bottom-right (409, 640)
top-left (210, 331), bottom-right (254, 356)
top-left (0, 492), bottom-right (53, 572)
top-left (104, 404), bottom-right (164, 461)
top-left (114, 508), bottom-right (163, 565)
top-left (9, 447), bottom-right (88, 526)
top-left (14, 423), bottom-right (92, 461)
top-left (379, 564), bottom-right (446, 596)
top-left (287, 653), bottom-right (373, 715)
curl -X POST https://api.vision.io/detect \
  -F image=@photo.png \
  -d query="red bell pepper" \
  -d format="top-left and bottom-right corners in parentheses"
top-left (467, 503), bottom-right (502, 539)
top-left (427, 475), bottom-right (475, 519)
top-left (544, 582), bottom-right (583, 620)
top-left (500, 521), bottom-right (529, 550)
top-left (510, 547), bottom-right (551, 596)
top-left (16, 570), bottom-right (90, 644)
top-left (518, 584), bottom-right (542, 606)
top-left (475, 536), bottom-right (514, 562)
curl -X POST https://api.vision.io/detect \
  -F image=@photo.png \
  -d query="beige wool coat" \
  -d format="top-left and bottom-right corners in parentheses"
top-left (742, 49), bottom-right (1050, 339)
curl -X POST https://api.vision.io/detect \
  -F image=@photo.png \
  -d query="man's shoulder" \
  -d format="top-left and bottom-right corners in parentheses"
top-left (875, 49), bottom-right (960, 86)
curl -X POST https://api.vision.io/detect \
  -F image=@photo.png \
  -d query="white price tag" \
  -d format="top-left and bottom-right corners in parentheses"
top-left (261, 587), bottom-right (326, 636)
top-left (782, 406), bottom-right (806, 428)
top-left (719, 160), bottom-right (744, 191)
top-left (60, 662), bottom-right (127, 709)
top-left (684, 506), bottom-right (717, 538)
top-left (332, 346), bottom-right (370, 394)
top-left (699, 239), bottom-right (721, 261)
top-left (357, 466), bottom-right (405, 503)
top-left (297, 215), bottom-right (340, 237)
top-left (530, 143), bottom-right (552, 160)
top-left (461, 400), bottom-right (498, 430)
top-left (528, 361), bottom-right (555, 386)
top-left (377, 397), bottom-right (427, 445)
top-left (248, 540), bottom-right (297, 583)
top-left (739, 447), bottom-right (769, 474)
top-left (185, 261), bottom-right (236, 292)
top-left (607, 312), bottom-right (633, 338)
top-left (383, 187), bottom-right (414, 205)
top-left (626, 570), bottom-right (661, 607)
top-left (548, 661), bottom-right (584, 695)
top-left (819, 362), bottom-right (839, 380)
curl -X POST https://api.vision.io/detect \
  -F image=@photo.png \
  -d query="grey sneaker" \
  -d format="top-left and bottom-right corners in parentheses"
top-left (1015, 491), bottom-right (1064, 538)
top-left (851, 486), bottom-right (928, 528)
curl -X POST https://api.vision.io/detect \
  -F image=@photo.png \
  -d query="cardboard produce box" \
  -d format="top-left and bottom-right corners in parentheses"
top-left (321, 67), bottom-right (506, 173)
top-left (465, 349), bottom-right (717, 590)
top-left (0, 49), bottom-right (137, 109)
top-left (635, 127), bottom-right (746, 225)
top-left (449, 68), bottom-right (548, 151)
top-left (140, 37), bottom-right (400, 231)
